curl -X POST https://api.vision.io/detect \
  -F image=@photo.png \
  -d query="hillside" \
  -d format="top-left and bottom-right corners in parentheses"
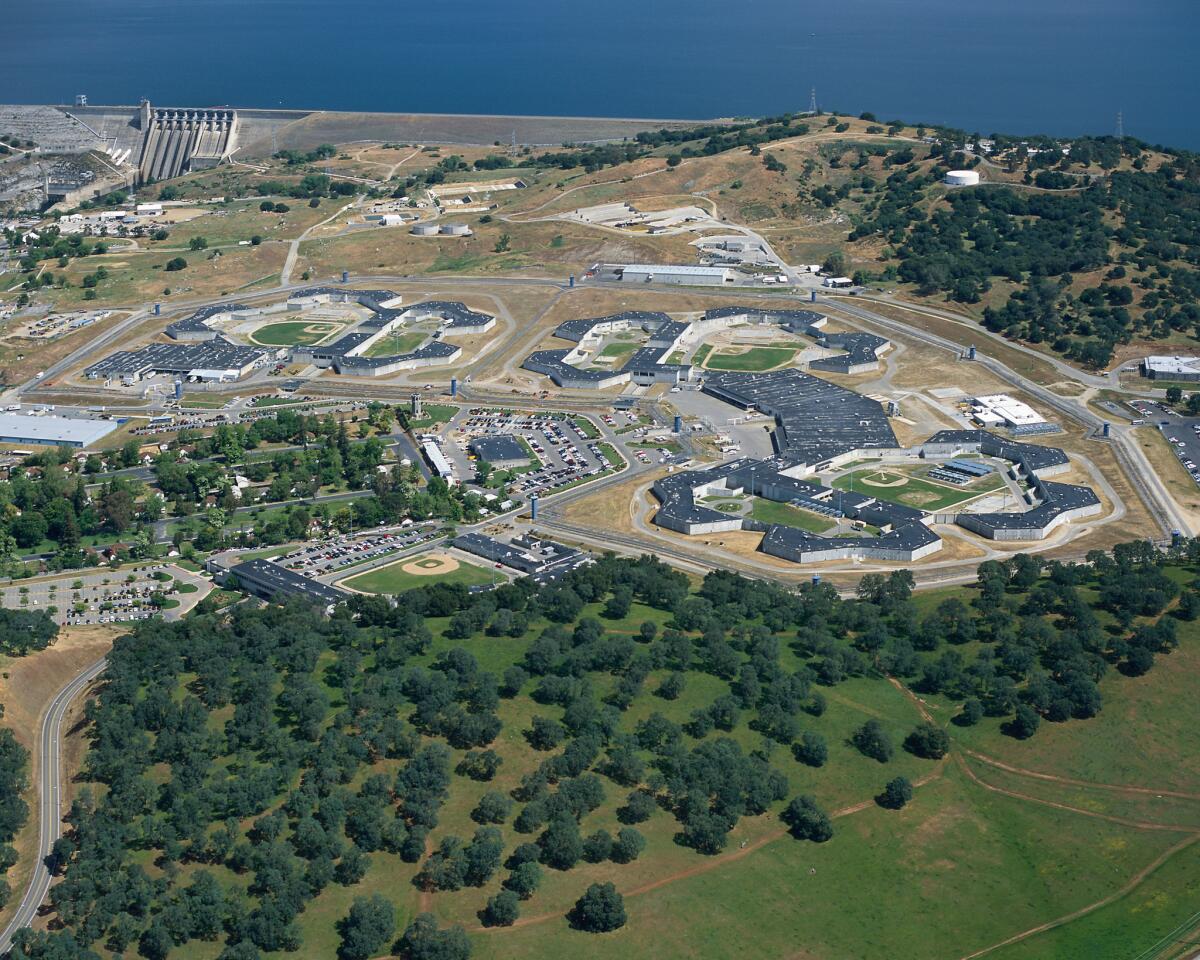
top-left (7, 545), bottom-right (1200, 960)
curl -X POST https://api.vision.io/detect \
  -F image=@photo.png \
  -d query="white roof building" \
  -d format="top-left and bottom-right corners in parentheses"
top-left (1143, 355), bottom-right (1200, 377)
top-left (972, 394), bottom-right (1046, 428)
top-left (0, 413), bottom-right (120, 448)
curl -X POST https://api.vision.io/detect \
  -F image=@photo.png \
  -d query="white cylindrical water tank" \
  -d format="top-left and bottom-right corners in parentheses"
top-left (944, 170), bottom-right (981, 187)
top-left (411, 223), bottom-right (439, 236)
top-left (439, 223), bottom-right (471, 236)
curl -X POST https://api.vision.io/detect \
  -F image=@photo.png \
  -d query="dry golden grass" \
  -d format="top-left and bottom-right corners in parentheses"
top-left (0, 625), bottom-right (121, 933)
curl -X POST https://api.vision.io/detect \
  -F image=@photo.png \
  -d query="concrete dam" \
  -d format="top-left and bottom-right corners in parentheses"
top-left (136, 102), bottom-right (237, 181)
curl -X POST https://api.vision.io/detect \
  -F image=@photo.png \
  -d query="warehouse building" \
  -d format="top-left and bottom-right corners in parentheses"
top-left (618, 264), bottom-right (733, 286)
top-left (421, 439), bottom-right (457, 484)
top-left (84, 339), bottom-right (273, 382)
top-left (0, 412), bottom-right (121, 449)
top-left (1142, 355), bottom-right (1200, 382)
top-left (970, 394), bottom-right (1049, 431)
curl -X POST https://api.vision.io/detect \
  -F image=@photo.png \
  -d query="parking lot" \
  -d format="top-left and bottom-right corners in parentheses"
top-left (443, 408), bottom-right (616, 499)
top-left (1129, 399), bottom-right (1200, 488)
top-left (274, 521), bottom-right (443, 580)
top-left (0, 564), bottom-right (211, 626)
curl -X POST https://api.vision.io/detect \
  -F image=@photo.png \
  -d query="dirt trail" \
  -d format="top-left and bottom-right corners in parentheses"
top-left (956, 832), bottom-right (1200, 960)
top-left (962, 749), bottom-right (1200, 801)
top-left (416, 834), bottom-right (436, 914)
top-left (474, 761), bottom-right (948, 935)
top-left (955, 753), bottom-right (1195, 833)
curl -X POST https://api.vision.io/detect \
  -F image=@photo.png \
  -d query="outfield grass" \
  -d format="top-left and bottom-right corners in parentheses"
top-left (341, 556), bottom-right (498, 594)
top-left (250, 320), bottom-right (343, 346)
top-left (833, 469), bottom-right (980, 511)
top-left (705, 346), bottom-right (797, 372)
top-left (749, 497), bottom-right (837, 533)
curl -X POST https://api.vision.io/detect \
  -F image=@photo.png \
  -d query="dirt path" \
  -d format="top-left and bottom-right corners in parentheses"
top-left (954, 753), bottom-right (1195, 833)
top-left (956, 832), bottom-right (1200, 960)
top-left (962, 748), bottom-right (1200, 801)
top-left (474, 760), bottom-right (948, 935)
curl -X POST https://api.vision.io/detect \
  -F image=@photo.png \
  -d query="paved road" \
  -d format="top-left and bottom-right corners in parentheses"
top-left (0, 657), bottom-right (107, 955)
top-left (0, 569), bottom-right (208, 954)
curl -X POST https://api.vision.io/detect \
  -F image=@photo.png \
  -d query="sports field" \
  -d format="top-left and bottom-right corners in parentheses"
top-left (704, 345), bottom-right (797, 372)
top-left (833, 468), bottom-right (984, 511)
top-left (341, 552), bottom-right (498, 593)
top-left (250, 320), bottom-right (344, 346)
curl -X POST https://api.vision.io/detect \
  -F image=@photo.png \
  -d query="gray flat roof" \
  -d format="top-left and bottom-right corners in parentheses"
top-left (233, 558), bottom-right (348, 606)
top-left (0, 413), bottom-right (120, 447)
top-left (470, 434), bottom-right (529, 464)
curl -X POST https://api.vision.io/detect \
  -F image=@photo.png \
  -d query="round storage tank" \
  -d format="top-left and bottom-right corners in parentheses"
top-left (944, 169), bottom-right (981, 187)
top-left (439, 223), bottom-right (471, 236)
top-left (411, 223), bottom-right (439, 236)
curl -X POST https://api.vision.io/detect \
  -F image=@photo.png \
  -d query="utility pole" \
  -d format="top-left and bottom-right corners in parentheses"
top-left (509, 129), bottom-right (518, 158)
top-left (1115, 111), bottom-right (1124, 139)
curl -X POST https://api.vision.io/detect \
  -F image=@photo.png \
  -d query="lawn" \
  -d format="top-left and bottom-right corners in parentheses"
top-left (362, 330), bottom-right (428, 357)
top-left (408, 403), bottom-right (460, 429)
top-left (572, 416), bottom-right (601, 439)
top-left (704, 346), bottom-right (797, 372)
top-left (341, 555), bottom-right (498, 594)
top-left (748, 497), bottom-right (837, 533)
top-left (250, 320), bottom-right (343, 346)
top-left (593, 342), bottom-right (638, 367)
top-left (832, 469), bottom-right (981, 511)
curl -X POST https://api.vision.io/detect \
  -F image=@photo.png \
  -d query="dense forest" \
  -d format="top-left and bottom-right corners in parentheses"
top-left (4, 538), bottom-right (1195, 959)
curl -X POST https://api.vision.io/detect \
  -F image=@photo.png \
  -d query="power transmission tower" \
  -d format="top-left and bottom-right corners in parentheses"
top-left (1115, 111), bottom-right (1124, 139)
top-left (808, 87), bottom-right (818, 115)
top-left (509, 129), bottom-right (517, 158)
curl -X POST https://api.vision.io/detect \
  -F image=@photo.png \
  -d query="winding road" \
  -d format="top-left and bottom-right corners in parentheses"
top-left (0, 658), bottom-right (105, 955)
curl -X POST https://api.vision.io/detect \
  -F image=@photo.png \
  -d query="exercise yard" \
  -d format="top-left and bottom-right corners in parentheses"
top-left (340, 551), bottom-right (499, 594)
top-left (749, 498), bottom-right (837, 533)
top-left (832, 468), bottom-right (987, 511)
top-left (362, 330), bottom-right (428, 357)
top-left (704, 345), bottom-right (798, 372)
top-left (250, 320), bottom-right (344, 346)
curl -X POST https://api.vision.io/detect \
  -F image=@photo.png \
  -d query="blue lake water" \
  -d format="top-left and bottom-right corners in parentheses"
top-left (4, 0), bottom-right (1197, 148)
